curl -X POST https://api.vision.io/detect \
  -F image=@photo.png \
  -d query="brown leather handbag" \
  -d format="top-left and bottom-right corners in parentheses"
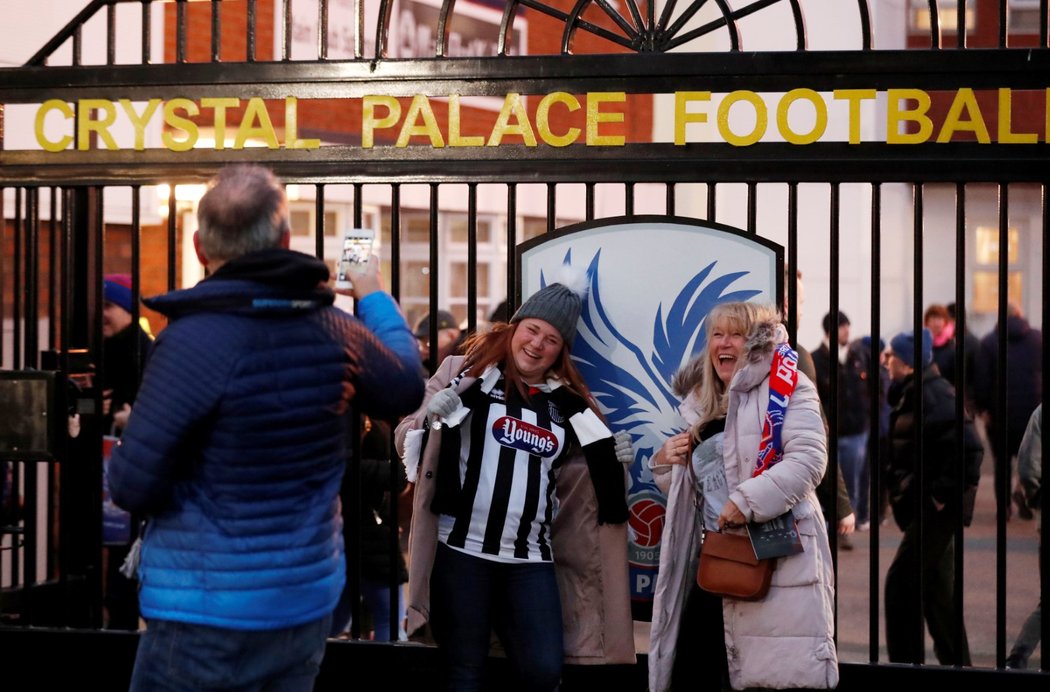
top-left (696, 529), bottom-right (775, 601)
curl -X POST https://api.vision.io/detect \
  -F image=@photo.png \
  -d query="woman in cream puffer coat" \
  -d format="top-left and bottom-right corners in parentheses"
top-left (648, 302), bottom-right (838, 691)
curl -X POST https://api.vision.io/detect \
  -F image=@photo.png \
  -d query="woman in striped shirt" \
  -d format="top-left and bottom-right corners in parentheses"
top-left (396, 277), bottom-right (635, 691)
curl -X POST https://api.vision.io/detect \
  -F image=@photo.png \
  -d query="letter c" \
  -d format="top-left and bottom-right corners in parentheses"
top-left (36, 99), bottom-right (74, 152)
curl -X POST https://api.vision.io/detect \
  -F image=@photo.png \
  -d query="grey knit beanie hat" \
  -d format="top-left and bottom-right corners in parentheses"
top-left (512, 282), bottom-right (583, 346)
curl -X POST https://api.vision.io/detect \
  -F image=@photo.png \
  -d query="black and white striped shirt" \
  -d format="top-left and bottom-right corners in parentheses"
top-left (437, 369), bottom-right (570, 563)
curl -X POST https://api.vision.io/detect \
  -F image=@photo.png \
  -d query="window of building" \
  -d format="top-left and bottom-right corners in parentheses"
top-left (448, 215), bottom-right (493, 244)
top-left (1009, 0), bottom-right (1044, 33)
top-left (288, 206), bottom-right (339, 237)
top-left (972, 225), bottom-right (1023, 313)
top-left (400, 260), bottom-right (432, 328)
top-left (448, 260), bottom-right (492, 324)
top-left (520, 217), bottom-right (547, 242)
top-left (404, 214), bottom-right (433, 243)
top-left (519, 216), bottom-right (579, 242)
top-left (908, 0), bottom-right (975, 33)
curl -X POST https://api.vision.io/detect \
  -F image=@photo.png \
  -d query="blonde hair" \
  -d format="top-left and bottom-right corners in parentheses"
top-left (686, 301), bottom-right (781, 435)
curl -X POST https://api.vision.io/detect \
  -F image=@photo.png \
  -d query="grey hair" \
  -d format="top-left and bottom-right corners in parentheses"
top-left (196, 165), bottom-right (289, 263)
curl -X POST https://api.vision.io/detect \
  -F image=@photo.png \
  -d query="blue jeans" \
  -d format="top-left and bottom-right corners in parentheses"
top-left (362, 577), bottom-right (407, 641)
top-left (430, 543), bottom-right (563, 691)
top-left (838, 432), bottom-right (870, 524)
top-left (129, 615), bottom-right (332, 692)
top-left (331, 577), bottom-right (407, 640)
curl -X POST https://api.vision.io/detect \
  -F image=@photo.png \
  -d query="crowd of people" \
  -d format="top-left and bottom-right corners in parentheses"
top-left (100, 163), bottom-right (1044, 691)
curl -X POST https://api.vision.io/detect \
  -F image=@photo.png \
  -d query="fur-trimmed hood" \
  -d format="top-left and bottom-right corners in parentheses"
top-left (731, 319), bottom-right (790, 392)
top-left (671, 318), bottom-right (789, 398)
top-left (743, 318), bottom-right (790, 364)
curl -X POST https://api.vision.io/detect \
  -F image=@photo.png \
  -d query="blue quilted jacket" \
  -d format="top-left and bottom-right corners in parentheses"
top-left (109, 248), bottom-right (423, 630)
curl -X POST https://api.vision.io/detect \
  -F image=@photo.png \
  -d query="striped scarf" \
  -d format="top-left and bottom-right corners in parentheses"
top-left (752, 342), bottom-right (799, 477)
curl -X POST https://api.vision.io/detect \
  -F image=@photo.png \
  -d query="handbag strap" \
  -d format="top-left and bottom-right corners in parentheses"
top-left (686, 433), bottom-right (718, 534)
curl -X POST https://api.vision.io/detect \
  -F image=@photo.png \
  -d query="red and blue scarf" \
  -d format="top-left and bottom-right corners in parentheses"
top-left (752, 342), bottom-right (799, 478)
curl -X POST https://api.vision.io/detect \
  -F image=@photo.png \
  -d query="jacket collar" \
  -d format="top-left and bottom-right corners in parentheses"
top-left (144, 248), bottom-right (334, 319)
top-left (475, 363), bottom-right (565, 394)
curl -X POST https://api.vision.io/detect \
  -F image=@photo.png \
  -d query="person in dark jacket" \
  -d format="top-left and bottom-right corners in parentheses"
top-left (813, 310), bottom-right (872, 529)
top-left (101, 274), bottom-right (153, 435)
top-left (884, 329), bottom-right (983, 666)
top-left (414, 309), bottom-right (465, 375)
top-left (925, 304), bottom-right (955, 383)
top-left (783, 271), bottom-right (854, 547)
top-left (109, 164), bottom-right (424, 692)
top-left (331, 417), bottom-right (410, 641)
top-left (803, 342), bottom-right (856, 549)
top-left (975, 302), bottom-right (1043, 521)
top-left (99, 273), bottom-right (154, 631)
top-left (945, 302), bottom-right (980, 413)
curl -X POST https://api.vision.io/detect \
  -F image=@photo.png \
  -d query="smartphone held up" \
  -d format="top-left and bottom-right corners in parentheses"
top-left (335, 227), bottom-right (375, 289)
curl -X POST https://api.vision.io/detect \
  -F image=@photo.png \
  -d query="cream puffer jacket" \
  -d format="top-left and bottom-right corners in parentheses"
top-left (649, 320), bottom-right (839, 691)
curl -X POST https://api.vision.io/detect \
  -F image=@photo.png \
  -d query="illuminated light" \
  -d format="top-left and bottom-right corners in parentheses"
top-left (156, 183), bottom-right (208, 204)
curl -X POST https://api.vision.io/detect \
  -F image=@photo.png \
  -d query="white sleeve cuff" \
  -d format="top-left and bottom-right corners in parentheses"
top-left (648, 458), bottom-right (672, 475)
top-left (443, 404), bottom-right (469, 428)
top-left (569, 408), bottom-right (612, 447)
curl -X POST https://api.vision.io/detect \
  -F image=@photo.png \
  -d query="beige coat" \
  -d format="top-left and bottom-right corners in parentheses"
top-left (649, 322), bottom-right (839, 690)
top-left (394, 356), bottom-right (636, 665)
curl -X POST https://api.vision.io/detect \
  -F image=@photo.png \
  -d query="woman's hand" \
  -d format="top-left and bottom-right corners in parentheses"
top-left (654, 431), bottom-right (692, 466)
top-left (427, 388), bottom-right (462, 424)
top-left (717, 499), bottom-right (747, 530)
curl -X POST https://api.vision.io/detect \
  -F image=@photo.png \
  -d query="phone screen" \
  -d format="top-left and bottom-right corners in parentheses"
top-left (337, 232), bottom-right (373, 285)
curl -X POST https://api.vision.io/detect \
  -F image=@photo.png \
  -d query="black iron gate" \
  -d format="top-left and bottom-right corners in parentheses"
top-left (1, 1), bottom-right (1048, 689)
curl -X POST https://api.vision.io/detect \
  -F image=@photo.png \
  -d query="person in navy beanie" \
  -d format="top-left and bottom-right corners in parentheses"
top-left (99, 273), bottom-right (154, 630)
top-left (883, 328), bottom-right (983, 665)
top-left (101, 274), bottom-right (152, 433)
top-left (889, 328), bottom-right (932, 370)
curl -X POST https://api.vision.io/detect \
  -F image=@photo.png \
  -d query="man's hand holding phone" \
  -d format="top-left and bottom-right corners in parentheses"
top-left (335, 228), bottom-right (374, 289)
top-left (334, 227), bottom-right (379, 300)
top-left (336, 253), bottom-right (382, 301)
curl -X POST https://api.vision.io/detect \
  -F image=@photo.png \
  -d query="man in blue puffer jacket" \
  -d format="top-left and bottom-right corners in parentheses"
top-left (109, 164), bottom-right (424, 691)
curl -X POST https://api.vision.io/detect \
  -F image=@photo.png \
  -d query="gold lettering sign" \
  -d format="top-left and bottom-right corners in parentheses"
top-left (29, 88), bottom-right (1050, 152)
